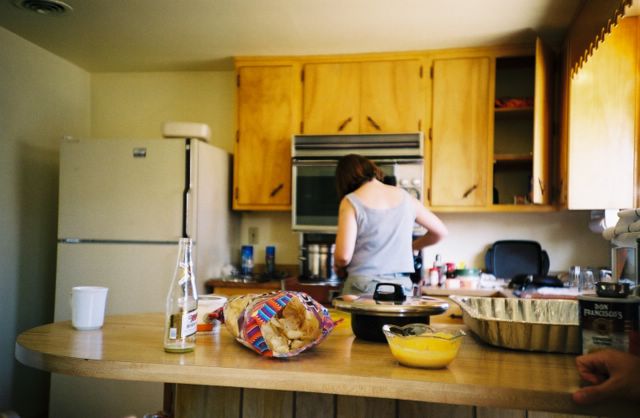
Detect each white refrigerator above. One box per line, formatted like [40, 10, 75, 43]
[51, 137, 238, 418]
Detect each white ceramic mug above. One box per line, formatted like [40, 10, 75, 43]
[71, 286, 109, 330]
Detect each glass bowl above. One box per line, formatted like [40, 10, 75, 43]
[382, 323, 465, 369]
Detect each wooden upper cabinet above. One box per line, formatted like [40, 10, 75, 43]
[566, 17, 638, 209]
[234, 65, 298, 210]
[302, 59, 424, 134]
[532, 38, 553, 205]
[359, 60, 425, 133]
[491, 39, 554, 209]
[431, 57, 491, 207]
[302, 62, 360, 134]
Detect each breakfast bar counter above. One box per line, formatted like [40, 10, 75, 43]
[15, 313, 635, 418]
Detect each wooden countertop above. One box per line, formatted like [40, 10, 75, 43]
[14, 313, 636, 417]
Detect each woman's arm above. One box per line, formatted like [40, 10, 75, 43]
[412, 199, 448, 252]
[334, 198, 357, 270]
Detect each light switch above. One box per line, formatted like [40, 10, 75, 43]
[248, 227, 259, 244]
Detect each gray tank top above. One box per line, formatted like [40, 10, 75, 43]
[345, 190, 416, 276]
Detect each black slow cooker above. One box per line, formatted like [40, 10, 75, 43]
[332, 283, 449, 342]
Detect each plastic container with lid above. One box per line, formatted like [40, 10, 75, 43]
[456, 268, 481, 289]
[196, 294, 227, 333]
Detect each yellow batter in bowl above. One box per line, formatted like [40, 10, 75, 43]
[383, 324, 465, 369]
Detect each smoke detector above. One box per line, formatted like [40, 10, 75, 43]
[12, 0, 73, 16]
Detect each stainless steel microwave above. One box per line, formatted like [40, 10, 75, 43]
[291, 133, 425, 232]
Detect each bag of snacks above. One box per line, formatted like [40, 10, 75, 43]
[220, 291, 336, 357]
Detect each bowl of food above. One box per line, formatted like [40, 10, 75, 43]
[382, 323, 465, 369]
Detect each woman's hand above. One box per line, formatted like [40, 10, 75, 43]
[334, 265, 348, 279]
[572, 349, 640, 404]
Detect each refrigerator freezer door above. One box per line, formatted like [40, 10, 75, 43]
[58, 138, 186, 241]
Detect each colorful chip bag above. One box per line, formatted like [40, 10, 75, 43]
[219, 291, 336, 357]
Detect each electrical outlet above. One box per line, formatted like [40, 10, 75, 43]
[248, 227, 259, 244]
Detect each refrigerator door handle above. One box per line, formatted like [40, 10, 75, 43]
[184, 188, 192, 238]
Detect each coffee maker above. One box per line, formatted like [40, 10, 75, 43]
[299, 233, 339, 283]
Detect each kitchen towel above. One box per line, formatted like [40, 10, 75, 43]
[602, 208, 640, 246]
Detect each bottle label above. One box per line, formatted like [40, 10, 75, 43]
[177, 269, 189, 286]
[169, 327, 178, 340]
[168, 308, 198, 340]
[182, 308, 197, 338]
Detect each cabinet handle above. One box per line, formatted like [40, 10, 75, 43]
[337, 117, 353, 132]
[538, 178, 544, 195]
[270, 183, 284, 197]
[462, 184, 478, 199]
[367, 116, 381, 131]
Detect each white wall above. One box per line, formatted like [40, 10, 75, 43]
[0, 26, 90, 417]
[238, 211, 301, 267]
[237, 210, 611, 274]
[426, 211, 609, 272]
[91, 71, 235, 153]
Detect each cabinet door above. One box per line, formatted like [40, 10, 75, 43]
[531, 38, 553, 205]
[431, 57, 491, 207]
[360, 60, 424, 133]
[302, 62, 359, 134]
[234, 65, 296, 209]
[568, 18, 637, 209]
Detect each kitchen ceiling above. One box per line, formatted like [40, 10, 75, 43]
[0, 0, 585, 72]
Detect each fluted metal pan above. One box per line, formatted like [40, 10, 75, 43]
[450, 296, 580, 353]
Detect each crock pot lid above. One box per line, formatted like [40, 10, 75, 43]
[333, 295, 449, 315]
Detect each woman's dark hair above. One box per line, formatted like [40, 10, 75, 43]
[335, 154, 384, 200]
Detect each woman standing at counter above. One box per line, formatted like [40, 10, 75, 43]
[334, 154, 448, 296]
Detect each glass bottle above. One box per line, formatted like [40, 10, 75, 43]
[434, 254, 446, 286]
[164, 238, 198, 353]
[241, 245, 254, 278]
[265, 245, 276, 277]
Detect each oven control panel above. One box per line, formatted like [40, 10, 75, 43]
[381, 162, 424, 204]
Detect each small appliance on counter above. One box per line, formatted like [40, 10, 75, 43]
[333, 283, 449, 342]
[484, 240, 563, 291]
[293, 233, 343, 305]
[298, 233, 339, 283]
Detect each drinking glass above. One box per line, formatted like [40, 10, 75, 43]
[568, 266, 581, 289]
[582, 268, 596, 291]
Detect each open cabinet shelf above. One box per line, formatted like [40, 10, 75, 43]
[492, 55, 536, 205]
